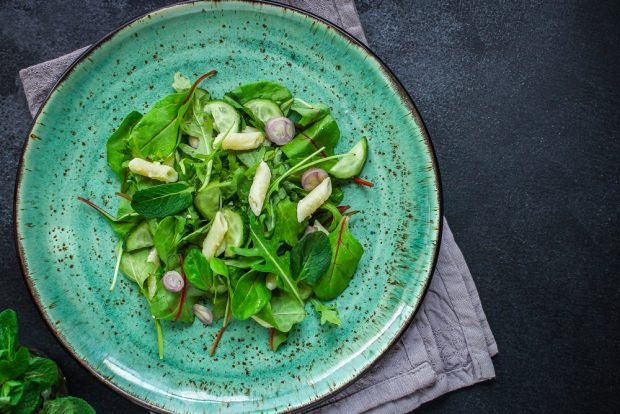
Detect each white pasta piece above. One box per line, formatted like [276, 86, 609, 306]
[297, 177, 332, 223]
[221, 131, 265, 150]
[216, 240, 227, 257]
[249, 161, 271, 216]
[202, 211, 229, 259]
[128, 158, 178, 183]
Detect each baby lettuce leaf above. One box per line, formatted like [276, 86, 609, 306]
[290, 99, 330, 127]
[257, 294, 306, 332]
[311, 299, 341, 326]
[131, 183, 194, 218]
[149, 279, 196, 322]
[119, 248, 159, 288]
[106, 111, 143, 180]
[273, 199, 305, 247]
[183, 248, 213, 291]
[247, 217, 303, 305]
[153, 216, 185, 266]
[281, 114, 340, 159]
[40, 397, 96, 414]
[226, 81, 292, 105]
[290, 232, 332, 285]
[231, 271, 271, 320]
[314, 216, 364, 300]
[0, 309, 17, 356]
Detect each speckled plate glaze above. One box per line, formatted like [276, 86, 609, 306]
[15, 1, 441, 413]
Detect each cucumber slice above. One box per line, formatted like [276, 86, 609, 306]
[244, 98, 283, 125]
[222, 208, 245, 257]
[329, 137, 368, 179]
[125, 222, 153, 252]
[204, 100, 240, 134]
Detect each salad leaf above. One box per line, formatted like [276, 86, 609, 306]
[311, 299, 341, 326]
[281, 114, 340, 159]
[106, 111, 143, 180]
[131, 183, 194, 218]
[314, 216, 364, 300]
[0, 347, 30, 384]
[153, 216, 185, 266]
[194, 186, 220, 220]
[231, 271, 271, 320]
[273, 199, 305, 247]
[291, 232, 331, 285]
[149, 279, 196, 322]
[11, 379, 40, 414]
[236, 146, 266, 169]
[183, 248, 213, 291]
[257, 294, 306, 332]
[22, 357, 58, 389]
[119, 248, 159, 287]
[269, 329, 288, 351]
[0, 309, 18, 356]
[226, 81, 293, 105]
[290, 98, 330, 127]
[40, 397, 96, 414]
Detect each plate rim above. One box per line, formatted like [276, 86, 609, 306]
[14, 1, 443, 412]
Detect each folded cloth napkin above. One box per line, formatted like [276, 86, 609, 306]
[19, 1, 497, 412]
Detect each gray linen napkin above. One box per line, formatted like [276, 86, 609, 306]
[19, 1, 497, 412]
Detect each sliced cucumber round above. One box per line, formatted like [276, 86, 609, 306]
[244, 99, 283, 125]
[222, 208, 245, 257]
[329, 137, 368, 179]
[204, 100, 240, 134]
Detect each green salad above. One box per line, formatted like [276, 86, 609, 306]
[79, 71, 371, 358]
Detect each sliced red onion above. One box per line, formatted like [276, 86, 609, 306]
[301, 168, 329, 191]
[193, 304, 213, 326]
[265, 117, 295, 145]
[162, 271, 184, 292]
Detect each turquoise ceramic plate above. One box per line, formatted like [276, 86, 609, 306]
[16, 1, 441, 412]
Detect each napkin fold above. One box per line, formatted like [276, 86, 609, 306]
[19, 1, 497, 412]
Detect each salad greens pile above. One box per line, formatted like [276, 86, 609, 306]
[79, 71, 371, 357]
[0, 309, 95, 414]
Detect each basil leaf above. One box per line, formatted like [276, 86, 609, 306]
[129, 93, 187, 160]
[23, 357, 58, 388]
[291, 232, 331, 285]
[40, 397, 96, 414]
[183, 248, 213, 291]
[273, 199, 305, 247]
[106, 111, 142, 180]
[119, 248, 159, 287]
[226, 81, 292, 105]
[257, 294, 306, 333]
[0, 309, 18, 356]
[131, 183, 194, 218]
[231, 271, 271, 320]
[311, 299, 341, 326]
[314, 216, 364, 300]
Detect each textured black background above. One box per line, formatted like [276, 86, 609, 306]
[1, 0, 619, 412]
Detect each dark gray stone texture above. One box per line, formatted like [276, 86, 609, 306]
[1, 0, 618, 412]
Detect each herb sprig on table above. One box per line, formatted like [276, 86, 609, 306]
[79, 71, 371, 358]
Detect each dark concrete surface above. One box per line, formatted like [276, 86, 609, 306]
[1, 0, 619, 412]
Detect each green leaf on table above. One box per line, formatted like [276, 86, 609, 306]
[106, 111, 142, 180]
[11, 379, 40, 414]
[119, 248, 159, 287]
[290, 232, 331, 285]
[226, 81, 292, 105]
[0, 309, 18, 356]
[149, 279, 196, 322]
[257, 294, 306, 333]
[231, 271, 271, 320]
[0, 347, 30, 384]
[131, 182, 194, 218]
[311, 299, 341, 326]
[314, 216, 364, 300]
[40, 396, 96, 414]
[23, 357, 58, 389]
[183, 248, 213, 291]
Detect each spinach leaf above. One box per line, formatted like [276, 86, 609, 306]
[226, 81, 292, 105]
[40, 396, 96, 414]
[119, 248, 159, 287]
[269, 329, 288, 351]
[153, 216, 185, 266]
[0, 309, 17, 356]
[290, 98, 330, 127]
[273, 199, 305, 247]
[257, 294, 306, 333]
[311, 299, 341, 326]
[314, 216, 364, 300]
[291, 232, 331, 285]
[231, 271, 271, 320]
[22, 357, 58, 389]
[183, 248, 213, 291]
[209, 257, 229, 277]
[281, 114, 340, 159]
[131, 183, 194, 218]
[247, 217, 303, 305]
[106, 111, 142, 180]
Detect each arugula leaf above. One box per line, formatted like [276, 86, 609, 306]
[226, 81, 293, 105]
[311, 299, 341, 326]
[40, 396, 96, 414]
[247, 217, 303, 305]
[273, 199, 305, 247]
[131, 183, 194, 218]
[269, 329, 288, 351]
[0, 309, 18, 356]
[183, 248, 213, 291]
[106, 111, 142, 180]
[257, 294, 306, 332]
[281, 114, 340, 159]
[291, 232, 331, 285]
[231, 271, 271, 320]
[314, 216, 364, 300]
[290, 98, 330, 127]
[119, 248, 159, 287]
